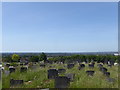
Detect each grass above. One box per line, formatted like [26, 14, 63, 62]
[2, 62, 118, 88]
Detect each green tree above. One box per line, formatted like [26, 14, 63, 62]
[12, 54, 20, 62]
[39, 52, 47, 62]
[30, 56, 39, 62]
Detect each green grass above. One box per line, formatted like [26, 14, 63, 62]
[2, 63, 118, 88]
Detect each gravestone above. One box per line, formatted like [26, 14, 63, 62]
[97, 64, 103, 68]
[9, 67, 15, 73]
[20, 63, 24, 66]
[40, 64, 46, 68]
[55, 76, 70, 88]
[48, 69, 58, 79]
[10, 79, 24, 86]
[20, 67, 27, 72]
[6, 63, 10, 67]
[58, 69, 66, 74]
[67, 64, 74, 69]
[86, 70, 95, 76]
[79, 64, 85, 68]
[65, 73, 75, 82]
[88, 64, 94, 68]
[103, 72, 110, 77]
[100, 67, 108, 72]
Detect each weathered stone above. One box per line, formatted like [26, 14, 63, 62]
[65, 73, 75, 82]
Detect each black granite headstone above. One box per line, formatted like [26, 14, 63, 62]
[9, 67, 15, 73]
[103, 72, 110, 77]
[88, 64, 94, 68]
[86, 70, 95, 76]
[100, 67, 108, 72]
[48, 69, 58, 79]
[10, 79, 24, 86]
[40, 64, 46, 68]
[20, 67, 27, 72]
[67, 64, 74, 69]
[55, 76, 70, 88]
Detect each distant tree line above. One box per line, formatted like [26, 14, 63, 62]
[2, 53, 119, 63]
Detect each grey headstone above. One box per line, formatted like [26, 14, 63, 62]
[4, 70, 10, 75]
[55, 76, 70, 88]
[65, 73, 75, 82]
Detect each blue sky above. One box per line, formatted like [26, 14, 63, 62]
[2, 2, 118, 52]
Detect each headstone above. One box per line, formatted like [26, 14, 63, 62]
[6, 63, 10, 67]
[100, 67, 108, 72]
[97, 64, 103, 68]
[88, 64, 94, 68]
[86, 70, 95, 76]
[55, 76, 70, 88]
[67, 64, 74, 69]
[10, 79, 24, 86]
[58, 69, 66, 74]
[20, 67, 27, 72]
[65, 73, 75, 82]
[20, 63, 24, 66]
[48, 69, 58, 79]
[103, 72, 110, 77]
[40, 64, 46, 68]
[78, 64, 85, 70]
[79, 64, 85, 68]
[9, 67, 15, 73]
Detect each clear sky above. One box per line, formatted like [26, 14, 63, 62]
[2, 2, 118, 52]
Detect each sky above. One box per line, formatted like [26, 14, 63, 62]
[2, 2, 118, 52]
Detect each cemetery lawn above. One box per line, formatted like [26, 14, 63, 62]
[2, 63, 118, 88]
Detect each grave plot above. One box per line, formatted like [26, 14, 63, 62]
[55, 76, 70, 88]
